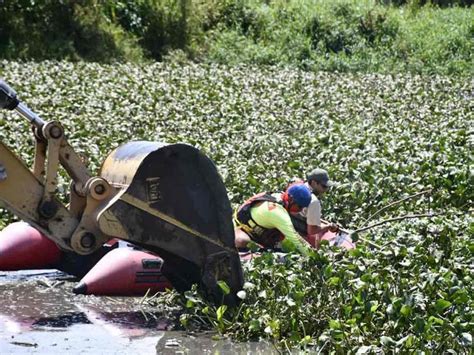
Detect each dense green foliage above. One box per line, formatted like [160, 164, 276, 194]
[0, 62, 472, 351]
[178, 236, 472, 352]
[203, 0, 474, 74]
[1, 0, 473, 74]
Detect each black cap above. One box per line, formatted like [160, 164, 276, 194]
[306, 168, 334, 187]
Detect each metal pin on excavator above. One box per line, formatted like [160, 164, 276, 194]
[0, 80, 243, 305]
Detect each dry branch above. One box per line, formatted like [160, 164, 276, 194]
[353, 212, 443, 235]
[358, 189, 432, 229]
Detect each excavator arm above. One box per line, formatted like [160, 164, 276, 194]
[0, 80, 243, 304]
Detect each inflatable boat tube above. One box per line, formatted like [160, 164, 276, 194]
[73, 248, 172, 296]
[0, 222, 62, 270]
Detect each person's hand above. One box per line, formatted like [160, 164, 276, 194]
[328, 223, 339, 233]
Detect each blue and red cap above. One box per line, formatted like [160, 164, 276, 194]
[287, 184, 312, 208]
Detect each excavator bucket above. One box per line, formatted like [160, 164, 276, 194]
[97, 141, 244, 304]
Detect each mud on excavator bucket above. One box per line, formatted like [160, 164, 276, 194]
[97, 141, 244, 304]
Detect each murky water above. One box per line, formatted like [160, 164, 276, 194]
[0, 270, 275, 354]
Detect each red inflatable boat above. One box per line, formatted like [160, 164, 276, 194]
[73, 248, 172, 296]
[1, 222, 354, 296]
[0, 222, 120, 278]
[306, 230, 355, 250]
[0, 222, 172, 296]
[0, 222, 62, 270]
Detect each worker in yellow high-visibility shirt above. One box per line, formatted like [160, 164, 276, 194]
[233, 184, 313, 256]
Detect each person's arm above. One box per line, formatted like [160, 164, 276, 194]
[308, 224, 339, 248]
[263, 204, 312, 256]
[306, 199, 323, 248]
[306, 199, 338, 249]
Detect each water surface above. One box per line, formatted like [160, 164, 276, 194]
[0, 270, 274, 354]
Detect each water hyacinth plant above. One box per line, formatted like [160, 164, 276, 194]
[177, 226, 472, 352]
[0, 61, 472, 351]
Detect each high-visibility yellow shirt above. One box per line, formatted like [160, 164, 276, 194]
[250, 201, 311, 256]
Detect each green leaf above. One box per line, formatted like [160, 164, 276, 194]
[434, 299, 452, 313]
[332, 330, 344, 341]
[288, 161, 300, 169]
[247, 241, 260, 252]
[179, 314, 189, 327]
[248, 319, 260, 331]
[414, 316, 426, 333]
[217, 280, 230, 295]
[395, 334, 412, 346]
[428, 316, 444, 325]
[216, 305, 227, 322]
[350, 232, 359, 242]
[246, 176, 259, 187]
[468, 243, 474, 253]
[400, 305, 412, 317]
[329, 319, 341, 330]
[451, 289, 469, 304]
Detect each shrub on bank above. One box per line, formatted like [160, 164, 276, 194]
[205, 1, 473, 74]
[0, 0, 472, 74]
